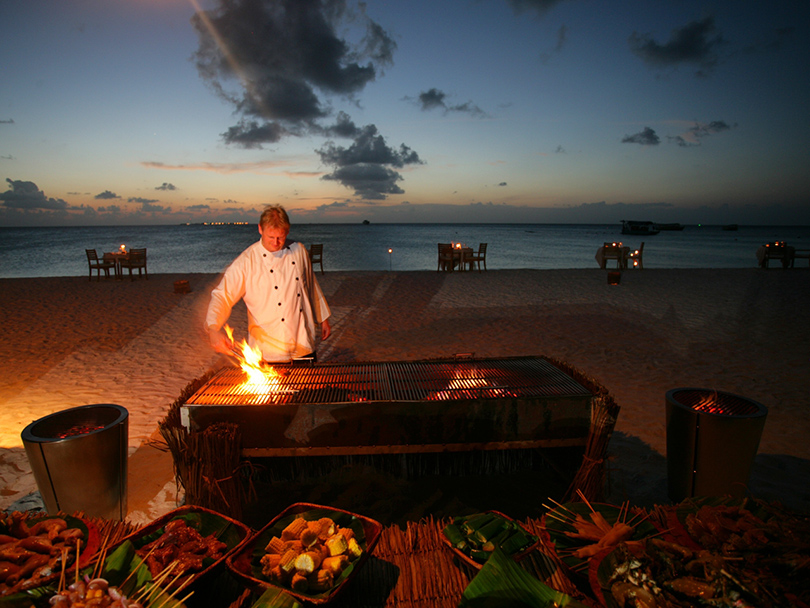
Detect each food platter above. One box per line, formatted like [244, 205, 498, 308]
[541, 501, 658, 574]
[116, 505, 252, 589]
[226, 502, 382, 604]
[0, 513, 99, 603]
[441, 510, 540, 569]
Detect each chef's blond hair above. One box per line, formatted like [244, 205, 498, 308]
[260, 205, 290, 231]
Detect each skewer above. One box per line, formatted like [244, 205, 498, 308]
[121, 543, 159, 590]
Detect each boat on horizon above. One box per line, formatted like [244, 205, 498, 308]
[653, 222, 685, 231]
[621, 220, 660, 235]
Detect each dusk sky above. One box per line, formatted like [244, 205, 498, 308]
[1, 0, 808, 227]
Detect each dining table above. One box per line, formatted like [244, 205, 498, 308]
[595, 244, 630, 269]
[103, 251, 130, 279]
[450, 245, 473, 271]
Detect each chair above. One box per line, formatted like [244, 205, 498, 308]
[437, 243, 454, 272]
[627, 242, 644, 269]
[85, 249, 114, 281]
[466, 243, 488, 272]
[119, 248, 148, 281]
[308, 244, 324, 274]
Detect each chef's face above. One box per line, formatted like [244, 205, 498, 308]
[259, 224, 289, 252]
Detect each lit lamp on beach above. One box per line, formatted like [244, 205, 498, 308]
[119, 244, 126, 253]
[388, 248, 393, 271]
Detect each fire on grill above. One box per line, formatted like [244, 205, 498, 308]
[180, 355, 594, 457]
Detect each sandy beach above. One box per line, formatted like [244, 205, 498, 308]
[1, 268, 808, 525]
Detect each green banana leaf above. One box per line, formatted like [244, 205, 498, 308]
[459, 547, 588, 608]
[246, 586, 303, 608]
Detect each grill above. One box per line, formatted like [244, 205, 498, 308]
[181, 356, 594, 456]
[667, 389, 763, 416]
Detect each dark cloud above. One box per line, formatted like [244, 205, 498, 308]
[186, 204, 211, 211]
[128, 197, 159, 204]
[629, 17, 724, 75]
[0, 178, 68, 210]
[192, 0, 396, 147]
[156, 182, 177, 191]
[668, 120, 736, 147]
[498, 182, 508, 187]
[411, 88, 488, 117]
[554, 145, 566, 154]
[95, 190, 120, 200]
[140, 201, 170, 213]
[621, 127, 660, 146]
[0, 119, 14, 124]
[320, 111, 362, 139]
[317, 123, 423, 199]
[506, 0, 568, 16]
[1, 155, 15, 161]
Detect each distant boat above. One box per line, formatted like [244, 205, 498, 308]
[654, 222, 685, 231]
[621, 220, 660, 235]
[722, 224, 739, 231]
[362, 219, 371, 225]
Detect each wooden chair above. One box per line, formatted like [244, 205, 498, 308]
[627, 242, 644, 269]
[437, 243, 454, 271]
[466, 243, 488, 272]
[85, 249, 114, 281]
[308, 244, 324, 274]
[119, 248, 148, 281]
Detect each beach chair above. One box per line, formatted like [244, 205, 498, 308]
[119, 248, 148, 280]
[627, 242, 644, 269]
[85, 249, 114, 281]
[437, 243, 454, 271]
[466, 243, 488, 271]
[308, 244, 324, 274]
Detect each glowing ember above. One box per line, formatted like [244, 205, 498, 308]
[56, 424, 105, 438]
[224, 325, 296, 403]
[429, 367, 507, 400]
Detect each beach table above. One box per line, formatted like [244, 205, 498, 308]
[104, 251, 129, 279]
[595, 244, 629, 269]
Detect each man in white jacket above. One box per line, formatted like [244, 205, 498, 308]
[206, 205, 331, 362]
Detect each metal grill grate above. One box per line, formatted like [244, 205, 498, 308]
[185, 357, 591, 406]
[670, 389, 762, 416]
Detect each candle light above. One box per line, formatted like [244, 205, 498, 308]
[388, 248, 393, 271]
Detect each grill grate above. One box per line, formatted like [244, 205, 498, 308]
[671, 389, 762, 416]
[186, 357, 590, 406]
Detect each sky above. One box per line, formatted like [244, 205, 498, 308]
[1, 0, 808, 227]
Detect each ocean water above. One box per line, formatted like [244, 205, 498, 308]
[1, 223, 809, 278]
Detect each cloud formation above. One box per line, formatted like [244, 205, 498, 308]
[629, 17, 724, 75]
[317, 123, 423, 199]
[0, 178, 68, 210]
[621, 127, 660, 146]
[409, 88, 488, 117]
[156, 182, 177, 191]
[669, 120, 736, 147]
[191, 0, 396, 147]
[95, 190, 120, 200]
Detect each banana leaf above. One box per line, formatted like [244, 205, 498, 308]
[247, 586, 303, 608]
[459, 547, 588, 608]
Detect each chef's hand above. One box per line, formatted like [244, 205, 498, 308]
[321, 319, 331, 340]
[208, 327, 235, 354]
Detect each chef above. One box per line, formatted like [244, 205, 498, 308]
[206, 205, 331, 362]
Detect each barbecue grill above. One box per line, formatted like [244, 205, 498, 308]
[181, 356, 594, 457]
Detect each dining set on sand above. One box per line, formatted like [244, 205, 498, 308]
[437, 242, 487, 272]
[85, 245, 148, 281]
[595, 241, 644, 270]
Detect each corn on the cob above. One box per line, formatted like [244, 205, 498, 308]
[279, 548, 299, 573]
[260, 553, 282, 576]
[308, 568, 334, 592]
[290, 572, 309, 591]
[325, 534, 348, 556]
[321, 554, 349, 574]
[281, 517, 308, 541]
[264, 536, 285, 554]
[294, 550, 323, 574]
[347, 536, 363, 559]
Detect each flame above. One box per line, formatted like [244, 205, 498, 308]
[223, 325, 295, 401]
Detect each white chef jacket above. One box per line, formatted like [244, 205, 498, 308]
[206, 240, 331, 362]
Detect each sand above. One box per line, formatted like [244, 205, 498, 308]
[1, 268, 808, 525]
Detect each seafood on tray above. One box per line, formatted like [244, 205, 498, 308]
[544, 493, 652, 563]
[0, 511, 88, 597]
[259, 515, 363, 594]
[598, 538, 789, 608]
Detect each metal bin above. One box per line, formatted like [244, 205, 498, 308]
[21, 404, 128, 520]
[666, 388, 767, 502]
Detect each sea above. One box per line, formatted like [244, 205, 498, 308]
[1, 223, 809, 278]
